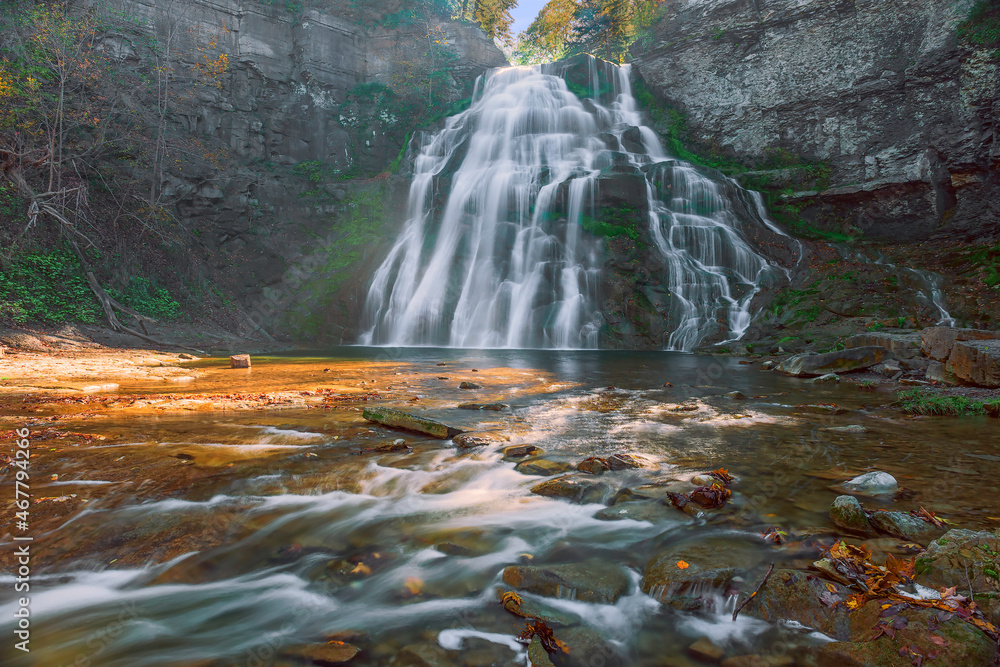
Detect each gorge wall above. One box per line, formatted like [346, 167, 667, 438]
[79, 0, 507, 341]
[631, 0, 999, 243]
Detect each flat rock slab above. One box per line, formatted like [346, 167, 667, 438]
[502, 560, 630, 604]
[845, 331, 922, 359]
[362, 407, 464, 439]
[776, 346, 887, 377]
[922, 326, 1000, 361]
[945, 339, 1000, 388]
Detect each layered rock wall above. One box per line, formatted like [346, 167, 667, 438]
[632, 0, 999, 241]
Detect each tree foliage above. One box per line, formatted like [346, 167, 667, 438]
[514, 0, 666, 64]
[460, 0, 517, 44]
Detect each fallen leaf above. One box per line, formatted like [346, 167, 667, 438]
[676, 560, 689, 569]
[404, 577, 423, 595]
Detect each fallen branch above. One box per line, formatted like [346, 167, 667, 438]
[733, 562, 775, 621]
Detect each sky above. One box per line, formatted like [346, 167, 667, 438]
[510, 0, 548, 37]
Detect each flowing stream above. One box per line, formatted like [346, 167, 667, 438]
[360, 58, 795, 350]
[1, 351, 997, 666]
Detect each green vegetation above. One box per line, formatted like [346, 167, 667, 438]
[109, 277, 181, 321]
[769, 282, 820, 317]
[958, 0, 1000, 57]
[580, 204, 642, 241]
[0, 249, 101, 325]
[897, 388, 1000, 417]
[514, 0, 667, 64]
[962, 242, 1000, 288]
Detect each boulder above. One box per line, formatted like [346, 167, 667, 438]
[800, 600, 998, 667]
[838, 471, 898, 496]
[915, 529, 1000, 593]
[926, 360, 955, 384]
[921, 326, 1000, 361]
[945, 340, 1000, 388]
[577, 457, 610, 474]
[776, 346, 887, 377]
[362, 407, 464, 439]
[515, 458, 573, 476]
[502, 560, 630, 604]
[530, 475, 609, 503]
[229, 354, 251, 368]
[502, 444, 542, 459]
[830, 495, 873, 534]
[867, 510, 943, 544]
[845, 332, 922, 359]
[746, 569, 855, 640]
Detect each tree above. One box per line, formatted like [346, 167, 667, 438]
[519, 0, 579, 61]
[461, 0, 517, 45]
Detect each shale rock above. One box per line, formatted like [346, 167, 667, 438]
[776, 347, 887, 377]
[845, 332, 922, 359]
[945, 339, 1000, 388]
[921, 326, 1000, 361]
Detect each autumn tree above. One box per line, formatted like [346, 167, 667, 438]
[517, 0, 578, 62]
[460, 0, 517, 45]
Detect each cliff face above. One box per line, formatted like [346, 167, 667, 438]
[632, 0, 999, 242]
[84, 0, 506, 340]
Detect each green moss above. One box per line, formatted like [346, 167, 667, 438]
[959, 0, 1000, 57]
[580, 204, 643, 242]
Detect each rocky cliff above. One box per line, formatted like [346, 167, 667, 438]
[79, 0, 507, 340]
[632, 0, 999, 242]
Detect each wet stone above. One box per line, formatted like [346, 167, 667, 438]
[723, 390, 747, 399]
[527, 635, 555, 667]
[283, 640, 361, 665]
[642, 537, 764, 610]
[515, 458, 573, 476]
[577, 457, 610, 474]
[838, 471, 898, 496]
[747, 569, 854, 640]
[823, 425, 868, 433]
[915, 528, 1000, 592]
[503, 444, 542, 459]
[531, 475, 609, 503]
[502, 560, 630, 604]
[392, 643, 455, 667]
[795, 403, 848, 415]
[806, 372, 840, 384]
[594, 499, 686, 522]
[458, 381, 482, 389]
[867, 510, 943, 544]
[830, 495, 872, 534]
[363, 407, 464, 439]
[688, 636, 725, 662]
[607, 453, 644, 470]
[453, 433, 494, 448]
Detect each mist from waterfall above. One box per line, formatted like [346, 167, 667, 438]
[360, 57, 791, 350]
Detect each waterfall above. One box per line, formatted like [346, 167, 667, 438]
[360, 56, 795, 350]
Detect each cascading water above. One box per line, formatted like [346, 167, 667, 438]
[360, 56, 796, 350]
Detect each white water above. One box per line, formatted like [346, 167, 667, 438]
[361, 57, 792, 350]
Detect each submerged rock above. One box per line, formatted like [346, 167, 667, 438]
[392, 643, 454, 666]
[776, 346, 887, 377]
[807, 372, 840, 384]
[458, 381, 482, 389]
[795, 403, 848, 415]
[594, 499, 686, 522]
[530, 475, 609, 503]
[502, 560, 630, 604]
[830, 495, 873, 534]
[687, 637, 726, 663]
[839, 471, 898, 496]
[363, 407, 464, 439]
[823, 424, 868, 433]
[515, 458, 573, 476]
[284, 641, 361, 665]
[457, 402, 508, 410]
[642, 538, 764, 610]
